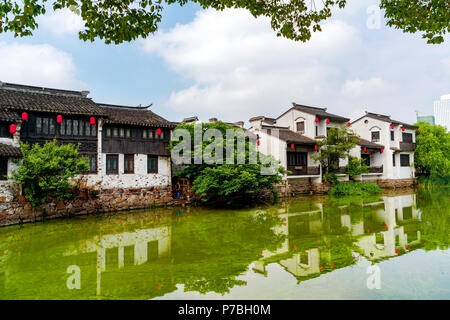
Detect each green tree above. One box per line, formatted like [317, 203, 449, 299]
[169, 121, 285, 205]
[346, 155, 370, 179]
[12, 140, 90, 207]
[414, 121, 450, 180]
[0, 1, 448, 44]
[312, 126, 359, 184]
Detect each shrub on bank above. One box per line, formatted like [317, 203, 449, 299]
[330, 182, 382, 196]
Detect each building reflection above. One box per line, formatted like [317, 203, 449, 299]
[254, 193, 423, 281]
[64, 225, 172, 296]
[0, 192, 432, 299]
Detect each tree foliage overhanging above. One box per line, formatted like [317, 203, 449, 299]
[169, 121, 285, 205]
[12, 140, 89, 207]
[414, 121, 450, 182]
[0, 0, 448, 44]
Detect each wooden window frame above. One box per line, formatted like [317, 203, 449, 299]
[106, 154, 119, 175]
[402, 132, 413, 143]
[124, 154, 135, 174]
[147, 155, 158, 174]
[400, 154, 410, 167]
[371, 131, 380, 143]
[296, 121, 305, 134]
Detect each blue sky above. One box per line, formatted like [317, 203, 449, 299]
[0, 1, 449, 125]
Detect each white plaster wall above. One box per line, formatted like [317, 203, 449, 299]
[351, 116, 416, 180]
[0, 128, 21, 201]
[83, 119, 171, 189]
[251, 124, 320, 170]
[85, 154, 171, 189]
[398, 152, 415, 179]
[276, 109, 317, 138]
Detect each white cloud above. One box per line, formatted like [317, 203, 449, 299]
[0, 42, 84, 88]
[38, 8, 84, 37]
[341, 77, 389, 98]
[442, 58, 450, 74]
[140, 9, 361, 122]
[141, 7, 450, 124]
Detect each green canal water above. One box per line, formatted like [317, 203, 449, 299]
[0, 188, 449, 300]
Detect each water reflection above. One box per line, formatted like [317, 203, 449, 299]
[255, 193, 425, 283]
[0, 189, 448, 300]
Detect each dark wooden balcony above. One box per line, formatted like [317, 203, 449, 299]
[330, 167, 347, 174]
[400, 142, 416, 152]
[287, 166, 320, 176]
[369, 166, 383, 174]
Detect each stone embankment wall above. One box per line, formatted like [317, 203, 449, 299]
[0, 186, 185, 227]
[0, 178, 417, 227]
[278, 178, 417, 196]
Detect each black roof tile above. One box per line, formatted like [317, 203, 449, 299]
[0, 143, 21, 157]
[0, 82, 106, 116]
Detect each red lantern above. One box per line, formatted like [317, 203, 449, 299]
[290, 144, 295, 150]
[417, 129, 420, 134]
[156, 128, 162, 136]
[57, 115, 63, 123]
[402, 127, 405, 132]
[293, 244, 297, 250]
[366, 228, 370, 233]
[315, 117, 319, 123]
[380, 148, 384, 153]
[257, 140, 260, 146]
[347, 122, 351, 126]
[407, 245, 411, 251]
[363, 147, 367, 152]
[314, 145, 318, 151]
[326, 119, 330, 124]
[384, 224, 387, 229]
[90, 117, 95, 125]
[21, 112, 28, 121]
[9, 124, 16, 134]
[391, 124, 395, 129]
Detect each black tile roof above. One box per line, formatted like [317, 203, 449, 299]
[98, 103, 178, 128]
[358, 138, 384, 150]
[0, 143, 21, 157]
[275, 129, 317, 145]
[353, 112, 418, 129]
[249, 116, 277, 124]
[0, 108, 20, 122]
[282, 103, 350, 123]
[0, 82, 107, 116]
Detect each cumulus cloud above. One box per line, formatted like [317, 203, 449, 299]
[0, 42, 84, 88]
[141, 9, 361, 122]
[341, 77, 389, 98]
[38, 8, 84, 37]
[140, 7, 450, 124]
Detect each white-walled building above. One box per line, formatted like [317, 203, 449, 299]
[434, 94, 450, 131]
[249, 105, 417, 185]
[0, 82, 177, 199]
[351, 112, 417, 181]
[249, 103, 351, 183]
[0, 109, 22, 201]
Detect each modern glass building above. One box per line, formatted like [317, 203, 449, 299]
[434, 95, 450, 131]
[417, 115, 435, 125]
